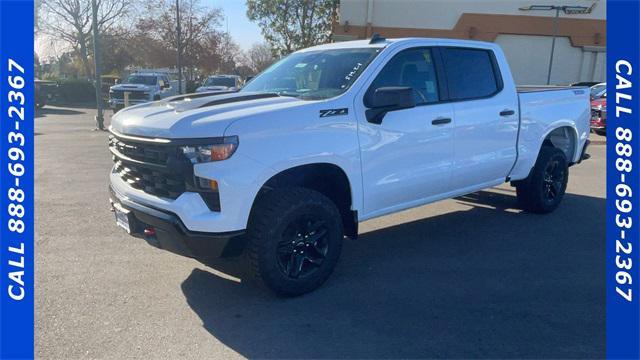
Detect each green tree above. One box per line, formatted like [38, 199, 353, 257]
[246, 0, 338, 56]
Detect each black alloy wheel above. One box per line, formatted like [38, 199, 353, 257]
[277, 216, 330, 279]
[542, 158, 566, 204]
[515, 146, 568, 214]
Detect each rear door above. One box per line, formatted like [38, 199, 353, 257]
[439, 47, 519, 189]
[355, 47, 456, 216]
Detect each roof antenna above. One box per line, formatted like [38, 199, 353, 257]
[369, 33, 386, 44]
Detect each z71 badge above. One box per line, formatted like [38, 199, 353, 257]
[319, 108, 348, 117]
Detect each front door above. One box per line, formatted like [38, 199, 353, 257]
[354, 47, 456, 217]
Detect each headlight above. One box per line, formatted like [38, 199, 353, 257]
[180, 136, 239, 163]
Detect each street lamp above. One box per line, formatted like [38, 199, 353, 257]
[519, 4, 590, 85]
[91, 0, 105, 130]
[176, 0, 182, 94]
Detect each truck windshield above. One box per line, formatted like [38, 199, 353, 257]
[204, 77, 236, 87]
[125, 75, 157, 86]
[241, 48, 380, 100]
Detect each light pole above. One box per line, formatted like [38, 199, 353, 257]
[91, 0, 105, 130]
[519, 4, 589, 85]
[176, 0, 182, 94]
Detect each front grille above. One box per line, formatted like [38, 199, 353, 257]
[110, 90, 149, 101]
[113, 160, 186, 198]
[109, 135, 191, 199]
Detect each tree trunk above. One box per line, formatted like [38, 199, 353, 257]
[78, 34, 93, 78]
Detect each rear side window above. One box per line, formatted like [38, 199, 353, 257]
[441, 48, 500, 100]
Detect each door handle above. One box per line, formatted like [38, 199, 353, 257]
[431, 117, 452, 125]
[500, 109, 515, 116]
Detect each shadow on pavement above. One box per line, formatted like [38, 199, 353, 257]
[36, 107, 86, 118]
[181, 191, 605, 358]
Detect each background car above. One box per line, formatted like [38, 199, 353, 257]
[591, 92, 606, 135]
[195, 74, 242, 93]
[590, 82, 606, 100]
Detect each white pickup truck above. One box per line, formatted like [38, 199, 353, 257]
[108, 37, 590, 296]
[109, 72, 176, 111]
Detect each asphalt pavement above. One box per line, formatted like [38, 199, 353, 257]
[35, 106, 605, 359]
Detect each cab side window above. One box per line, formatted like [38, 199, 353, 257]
[440, 48, 500, 100]
[367, 48, 439, 105]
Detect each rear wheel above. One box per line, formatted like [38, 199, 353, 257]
[516, 146, 568, 214]
[247, 187, 343, 296]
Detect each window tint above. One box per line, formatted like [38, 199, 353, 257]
[367, 48, 439, 104]
[441, 48, 499, 100]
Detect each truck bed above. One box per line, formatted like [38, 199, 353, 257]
[517, 85, 588, 93]
[508, 85, 591, 181]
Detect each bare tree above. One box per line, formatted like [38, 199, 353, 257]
[246, 42, 276, 74]
[40, 0, 131, 77]
[132, 0, 223, 79]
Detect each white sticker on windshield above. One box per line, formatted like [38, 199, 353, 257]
[344, 62, 363, 82]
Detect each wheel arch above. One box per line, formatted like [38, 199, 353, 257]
[251, 162, 359, 239]
[541, 125, 580, 163]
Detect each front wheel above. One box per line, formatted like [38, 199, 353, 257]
[515, 146, 569, 214]
[247, 187, 343, 296]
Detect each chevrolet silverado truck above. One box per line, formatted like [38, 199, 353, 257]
[109, 72, 175, 112]
[108, 37, 590, 296]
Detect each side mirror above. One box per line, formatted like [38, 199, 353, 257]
[365, 86, 416, 124]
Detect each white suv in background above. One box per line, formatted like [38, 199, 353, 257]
[196, 75, 243, 93]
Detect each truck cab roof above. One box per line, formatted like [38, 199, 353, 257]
[298, 37, 498, 53]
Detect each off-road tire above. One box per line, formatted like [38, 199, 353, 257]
[516, 146, 569, 214]
[247, 187, 343, 296]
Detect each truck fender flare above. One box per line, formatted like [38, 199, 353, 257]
[254, 159, 363, 215]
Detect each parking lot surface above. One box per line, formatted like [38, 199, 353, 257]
[35, 106, 605, 359]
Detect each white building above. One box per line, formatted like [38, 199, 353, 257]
[334, 0, 606, 85]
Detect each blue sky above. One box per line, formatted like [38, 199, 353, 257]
[205, 0, 264, 50]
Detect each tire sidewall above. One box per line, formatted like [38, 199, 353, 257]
[254, 190, 343, 295]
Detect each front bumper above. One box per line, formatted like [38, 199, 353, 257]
[109, 186, 246, 259]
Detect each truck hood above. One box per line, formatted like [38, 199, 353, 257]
[111, 83, 153, 92]
[110, 91, 307, 138]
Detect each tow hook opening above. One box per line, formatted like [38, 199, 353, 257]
[144, 226, 156, 238]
